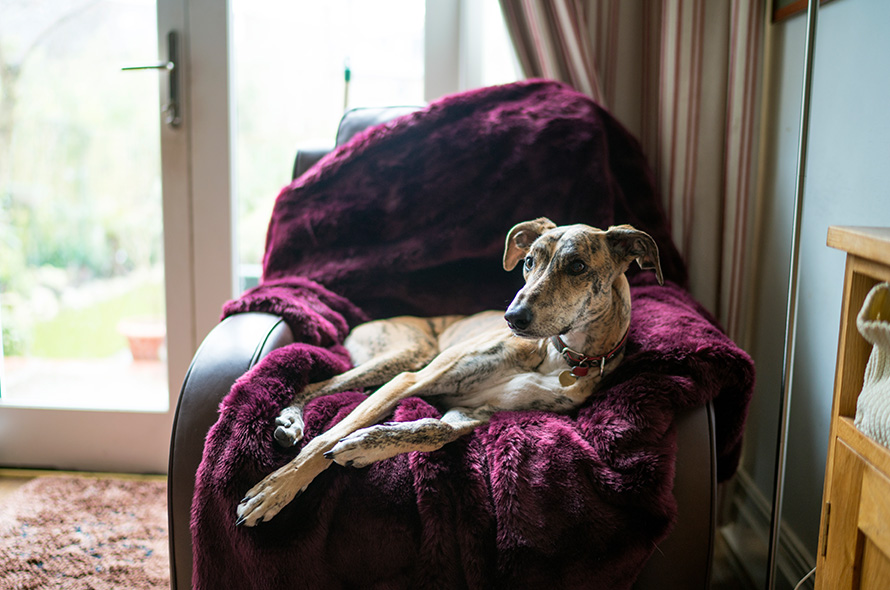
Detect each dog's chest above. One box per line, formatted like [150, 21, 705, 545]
[431, 352, 598, 412]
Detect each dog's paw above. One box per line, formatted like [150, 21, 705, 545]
[273, 406, 304, 447]
[324, 425, 396, 468]
[236, 473, 305, 527]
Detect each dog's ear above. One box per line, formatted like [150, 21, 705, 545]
[503, 217, 557, 271]
[606, 225, 664, 285]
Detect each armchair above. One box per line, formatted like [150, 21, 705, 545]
[169, 82, 751, 590]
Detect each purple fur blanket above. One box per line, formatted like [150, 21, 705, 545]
[191, 81, 754, 589]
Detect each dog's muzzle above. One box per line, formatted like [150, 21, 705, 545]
[504, 306, 533, 332]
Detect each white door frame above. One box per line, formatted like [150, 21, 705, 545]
[0, 0, 235, 474]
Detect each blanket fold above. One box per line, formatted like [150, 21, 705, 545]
[260, 80, 687, 320]
[191, 80, 754, 590]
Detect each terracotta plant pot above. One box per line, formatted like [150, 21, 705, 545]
[118, 318, 166, 361]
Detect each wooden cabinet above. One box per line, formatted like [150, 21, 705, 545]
[816, 226, 890, 590]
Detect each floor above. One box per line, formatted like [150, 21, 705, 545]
[2, 469, 754, 589]
[712, 532, 756, 590]
[0, 471, 31, 500]
[0, 469, 166, 500]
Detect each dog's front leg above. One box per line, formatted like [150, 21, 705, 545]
[274, 320, 441, 447]
[326, 406, 496, 468]
[238, 371, 424, 526]
[273, 349, 432, 447]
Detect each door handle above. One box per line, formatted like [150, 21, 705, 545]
[123, 31, 181, 128]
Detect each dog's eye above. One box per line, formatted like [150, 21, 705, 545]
[567, 260, 587, 275]
[524, 256, 535, 271]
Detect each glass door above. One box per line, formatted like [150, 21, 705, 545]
[0, 0, 169, 412]
[0, 0, 518, 474]
[0, 0, 227, 473]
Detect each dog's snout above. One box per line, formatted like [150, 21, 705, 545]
[505, 306, 533, 332]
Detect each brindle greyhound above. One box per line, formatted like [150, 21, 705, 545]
[236, 218, 664, 526]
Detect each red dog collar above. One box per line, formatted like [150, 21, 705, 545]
[551, 330, 629, 382]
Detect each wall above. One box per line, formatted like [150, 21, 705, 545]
[735, 0, 890, 586]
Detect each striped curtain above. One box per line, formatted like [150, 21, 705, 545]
[499, 0, 765, 344]
[499, 0, 605, 104]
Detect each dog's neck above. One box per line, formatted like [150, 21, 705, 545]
[556, 276, 631, 363]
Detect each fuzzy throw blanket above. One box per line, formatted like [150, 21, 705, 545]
[191, 80, 754, 589]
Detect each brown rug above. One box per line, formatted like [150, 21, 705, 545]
[0, 476, 169, 589]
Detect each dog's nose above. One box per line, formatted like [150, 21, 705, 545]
[505, 306, 533, 331]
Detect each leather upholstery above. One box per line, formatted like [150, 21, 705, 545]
[634, 403, 716, 589]
[167, 313, 293, 590]
[335, 106, 421, 147]
[292, 106, 422, 180]
[291, 146, 331, 181]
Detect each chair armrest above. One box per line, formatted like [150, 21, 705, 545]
[167, 312, 294, 590]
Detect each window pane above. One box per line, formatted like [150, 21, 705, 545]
[232, 0, 425, 289]
[482, 0, 521, 87]
[0, 0, 167, 411]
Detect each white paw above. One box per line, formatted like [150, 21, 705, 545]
[273, 406, 304, 447]
[236, 473, 304, 527]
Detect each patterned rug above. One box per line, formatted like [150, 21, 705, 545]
[0, 476, 169, 589]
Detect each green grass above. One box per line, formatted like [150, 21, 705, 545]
[30, 279, 165, 359]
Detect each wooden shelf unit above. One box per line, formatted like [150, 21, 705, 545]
[816, 226, 890, 589]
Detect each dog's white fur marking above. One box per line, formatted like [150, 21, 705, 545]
[236, 219, 663, 526]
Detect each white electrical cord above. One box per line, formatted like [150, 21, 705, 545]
[793, 566, 817, 590]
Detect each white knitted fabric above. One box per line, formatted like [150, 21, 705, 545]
[855, 282, 890, 448]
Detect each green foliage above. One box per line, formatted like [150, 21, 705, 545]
[0, 1, 165, 360]
[30, 277, 164, 359]
[1, 310, 26, 357]
[1, 0, 162, 277]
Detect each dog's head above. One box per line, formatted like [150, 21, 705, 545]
[502, 218, 664, 338]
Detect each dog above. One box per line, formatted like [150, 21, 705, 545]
[236, 218, 663, 526]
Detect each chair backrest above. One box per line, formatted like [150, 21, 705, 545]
[292, 106, 422, 180]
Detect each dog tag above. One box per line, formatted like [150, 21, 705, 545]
[559, 370, 577, 387]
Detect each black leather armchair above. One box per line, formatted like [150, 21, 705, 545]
[167, 107, 718, 590]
